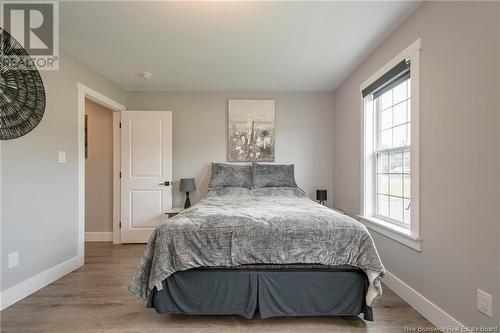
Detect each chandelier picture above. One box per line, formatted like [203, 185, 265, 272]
[0, 28, 46, 140]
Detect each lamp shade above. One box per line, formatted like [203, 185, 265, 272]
[179, 178, 196, 192]
[316, 189, 327, 201]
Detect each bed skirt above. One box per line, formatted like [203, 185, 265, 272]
[147, 268, 373, 321]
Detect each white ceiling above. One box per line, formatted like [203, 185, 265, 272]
[60, 1, 421, 92]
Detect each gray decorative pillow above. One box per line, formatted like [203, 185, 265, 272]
[253, 163, 297, 188]
[209, 163, 252, 189]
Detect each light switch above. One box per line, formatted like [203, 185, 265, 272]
[58, 151, 66, 163]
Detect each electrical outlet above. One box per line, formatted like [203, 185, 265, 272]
[58, 151, 66, 163]
[477, 289, 493, 318]
[8, 251, 19, 269]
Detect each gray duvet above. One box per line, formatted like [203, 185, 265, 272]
[129, 187, 385, 305]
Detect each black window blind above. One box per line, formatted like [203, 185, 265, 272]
[362, 59, 410, 98]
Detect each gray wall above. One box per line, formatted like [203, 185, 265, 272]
[85, 99, 114, 233]
[1, 50, 126, 290]
[331, 2, 499, 327]
[127, 92, 335, 208]
[498, 3, 500, 323]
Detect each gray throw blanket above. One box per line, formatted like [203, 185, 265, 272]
[129, 187, 385, 305]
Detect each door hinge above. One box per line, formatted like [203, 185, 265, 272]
[119, 122, 122, 128]
[119, 172, 121, 178]
[119, 222, 121, 228]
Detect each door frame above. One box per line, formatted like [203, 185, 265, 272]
[77, 83, 126, 261]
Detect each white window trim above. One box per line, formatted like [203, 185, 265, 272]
[359, 215, 422, 251]
[359, 39, 421, 252]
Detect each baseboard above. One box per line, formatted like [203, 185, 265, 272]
[85, 232, 113, 241]
[0, 255, 82, 311]
[383, 270, 469, 331]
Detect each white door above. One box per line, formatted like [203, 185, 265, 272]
[120, 111, 172, 243]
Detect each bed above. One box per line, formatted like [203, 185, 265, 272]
[129, 163, 385, 321]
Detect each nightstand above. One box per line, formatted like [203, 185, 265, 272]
[165, 207, 184, 218]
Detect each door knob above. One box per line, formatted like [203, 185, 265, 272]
[158, 181, 171, 186]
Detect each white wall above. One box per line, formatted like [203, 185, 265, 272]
[331, 2, 499, 328]
[127, 92, 335, 208]
[85, 99, 114, 233]
[1, 50, 126, 291]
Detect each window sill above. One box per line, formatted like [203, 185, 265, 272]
[358, 215, 422, 252]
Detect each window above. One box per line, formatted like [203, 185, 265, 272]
[360, 39, 421, 251]
[374, 75, 411, 227]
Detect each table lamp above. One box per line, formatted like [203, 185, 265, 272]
[316, 189, 327, 205]
[180, 178, 196, 208]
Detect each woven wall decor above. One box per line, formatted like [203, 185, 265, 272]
[0, 28, 46, 140]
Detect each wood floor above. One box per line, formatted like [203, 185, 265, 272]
[1, 242, 433, 332]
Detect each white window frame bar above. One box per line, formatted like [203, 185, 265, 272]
[359, 39, 421, 251]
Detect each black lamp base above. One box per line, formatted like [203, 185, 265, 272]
[184, 192, 191, 208]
